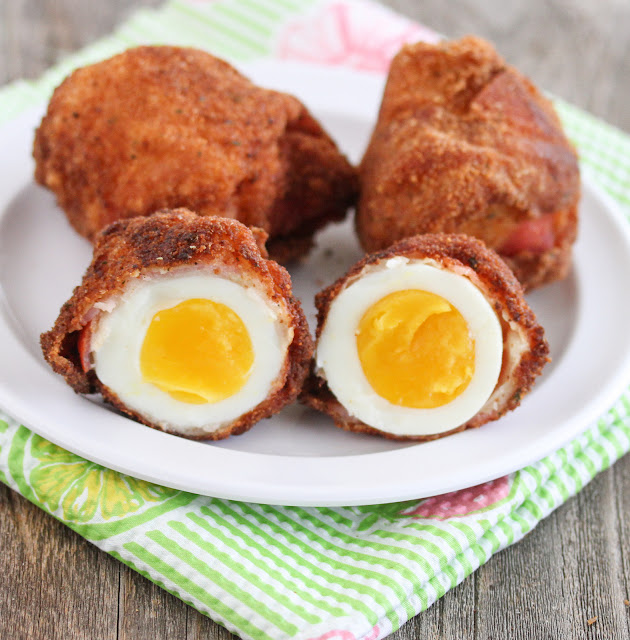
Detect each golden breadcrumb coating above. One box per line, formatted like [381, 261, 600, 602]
[357, 36, 580, 291]
[41, 209, 314, 440]
[301, 233, 550, 441]
[34, 46, 358, 262]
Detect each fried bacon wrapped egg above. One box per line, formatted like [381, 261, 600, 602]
[33, 46, 358, 262]
[357, 37, 580, 291]
[41, 210, 313, 440]
[302, 234, 549, 441]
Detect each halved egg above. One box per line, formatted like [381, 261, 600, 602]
[302, 234, 549, 441]
[88, 272, 294, 435]
[41, 209, 313, 440]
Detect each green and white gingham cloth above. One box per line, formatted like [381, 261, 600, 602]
[2, 1, 630, 639]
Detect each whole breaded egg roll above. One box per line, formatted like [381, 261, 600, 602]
[33, 46, 358, 263]
[357, 37, 580, 291]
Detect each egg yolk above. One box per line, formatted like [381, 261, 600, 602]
[140, 298, 254, 404]
[356, 290, 474, 408]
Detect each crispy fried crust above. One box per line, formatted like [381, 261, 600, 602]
[357, 36, 580, 291]
[300, 233, 550, 441]
[40, 209, 314, 440]
[33, 46, 358, 262]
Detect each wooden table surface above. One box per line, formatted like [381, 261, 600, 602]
[1, 1, 629, 638]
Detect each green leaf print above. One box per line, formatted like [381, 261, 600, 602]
[29, 434, 179, 523]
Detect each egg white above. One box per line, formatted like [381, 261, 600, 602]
[316, 258, 503, 436]
[91, 272, 292, 434]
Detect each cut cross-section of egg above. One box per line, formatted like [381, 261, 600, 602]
[90, 273, 293, 433]
[41, 209, 313, 440]
[303, 234, 549, 441]
[316, 259, 503, 436]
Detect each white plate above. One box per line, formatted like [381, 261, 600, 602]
[1, 61, 630, 506]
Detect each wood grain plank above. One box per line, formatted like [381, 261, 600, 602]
[571, 469, 630, 640]
[613, 453, 630, 638]
[117, 564, 188, 640]
[0, 484, 120, 640]
[0, 0, 162, 84]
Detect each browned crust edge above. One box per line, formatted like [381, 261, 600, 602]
[40, 208, 314, 440]
[300, 233, 550, 441]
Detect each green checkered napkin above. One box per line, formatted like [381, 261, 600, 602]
[2, 2, 630, 639]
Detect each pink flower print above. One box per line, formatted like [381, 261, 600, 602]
[401, 476, 512, 519]
[277, 0, 440, 73]
[309, 624, 380, 640]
